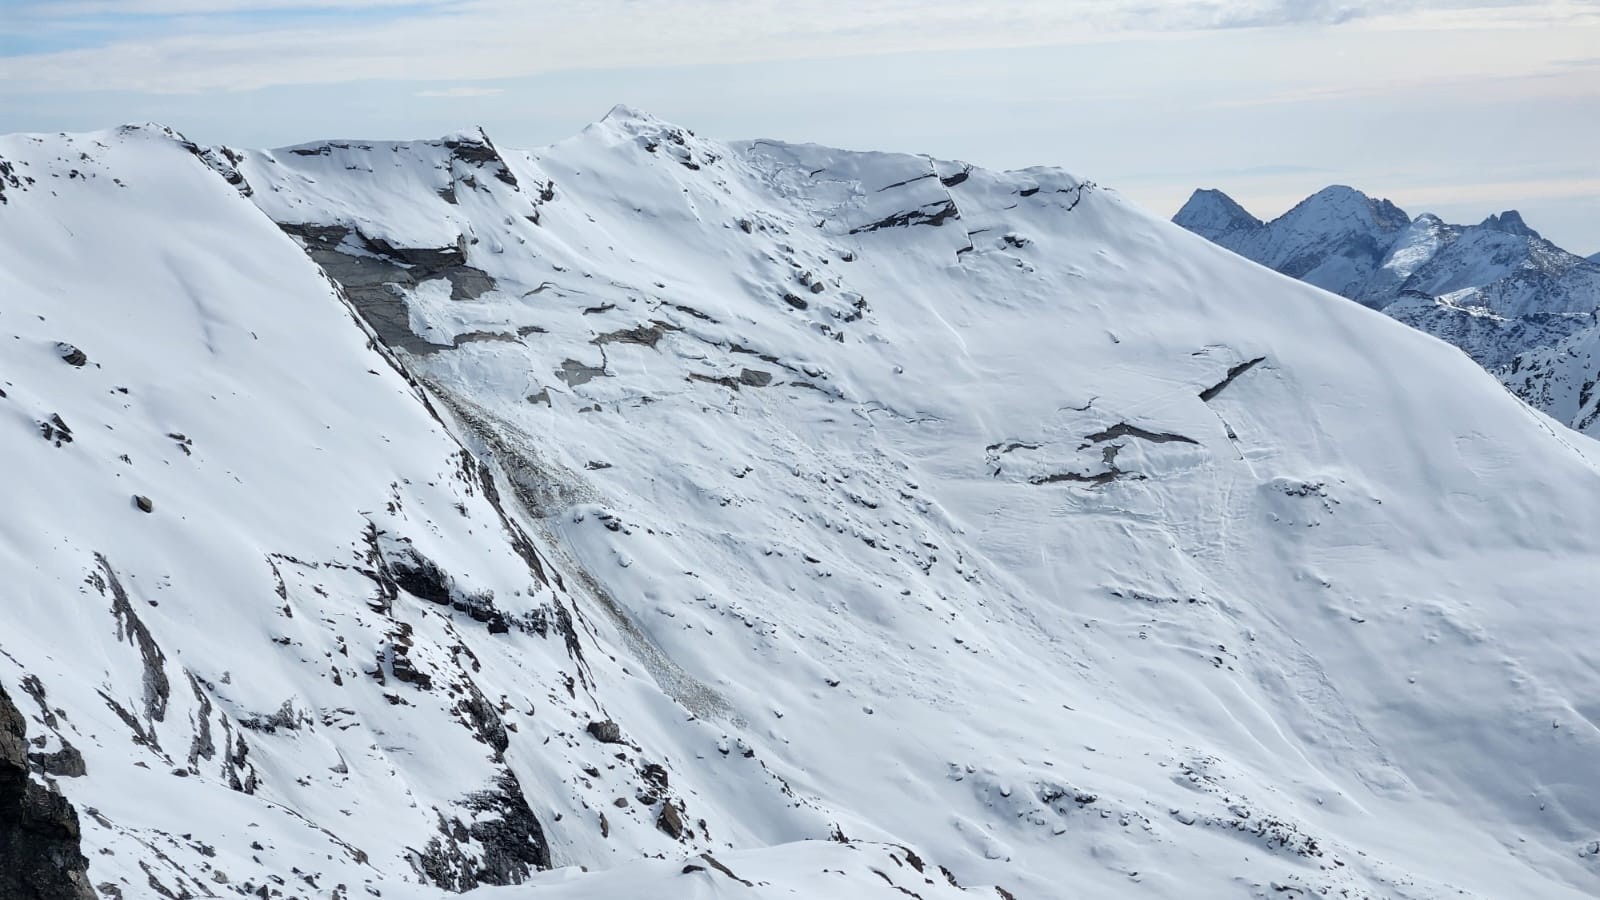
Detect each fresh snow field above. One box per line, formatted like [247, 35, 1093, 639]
[3, 108, 1600, 899]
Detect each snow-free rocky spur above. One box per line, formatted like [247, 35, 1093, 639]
[5, 107, 1600, 899]
[1174, 186, 1600, 437]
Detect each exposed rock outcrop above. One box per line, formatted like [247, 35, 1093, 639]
[1, 683, 97, 900]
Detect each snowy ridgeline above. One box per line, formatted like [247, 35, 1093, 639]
[1174, 186, 1600, 435]
[4, 110, 1600, 899]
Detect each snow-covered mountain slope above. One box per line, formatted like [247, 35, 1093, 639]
[7, 109, 1600, 899]
[0, 123, 881, 900]
[1175, 187, 1600, 433]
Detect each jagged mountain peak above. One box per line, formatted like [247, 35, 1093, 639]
[1478, 208, 1540, 238]
[1172, 187, 1262, 238]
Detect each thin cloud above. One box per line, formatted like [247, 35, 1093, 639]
[0, 0, 1577, 95]
[16, 0, 442, 15]
[416, 85, 504, 98]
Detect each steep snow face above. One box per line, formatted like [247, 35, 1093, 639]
[1364, 213, 1453, 299]
[210, 107, 1600, 899]
[1174, 188, 1600, 410]
[0, 124, 874, 899]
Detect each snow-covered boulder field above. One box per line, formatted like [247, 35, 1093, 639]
[5, 109, 1600, 899]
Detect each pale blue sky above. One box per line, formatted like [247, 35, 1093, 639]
[2, 0, 1596, 253]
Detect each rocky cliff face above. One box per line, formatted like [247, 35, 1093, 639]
[1, 683, 96, 900]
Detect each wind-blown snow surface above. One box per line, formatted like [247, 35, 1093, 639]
[7, 111, 1600, 899]
[1174, 187, 1600, 436]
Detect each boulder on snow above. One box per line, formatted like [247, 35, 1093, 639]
[585, 719, 622, 743]
[133, 495, 153, 513]
[39, 414, 73, 447]
[656, 801, 685, 839]
[29, 744, 87, 778]
[55, 342, 87, 367]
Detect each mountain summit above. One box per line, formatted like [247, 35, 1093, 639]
[5, 112, 1600, 899]
[1478, 209, 1540, 238]
[1171, 187, 1262, 237]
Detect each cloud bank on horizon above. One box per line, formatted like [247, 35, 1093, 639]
[2, 0, 1592, 93]
[0, 0, 1597, 251]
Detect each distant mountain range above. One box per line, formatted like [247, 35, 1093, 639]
[1175, 186, 1600, 435]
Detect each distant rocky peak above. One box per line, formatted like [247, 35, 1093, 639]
[1172, 188, 1262, 239]
[1478, 209, 1540, 239]
[1285, 184, 1411, 234]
